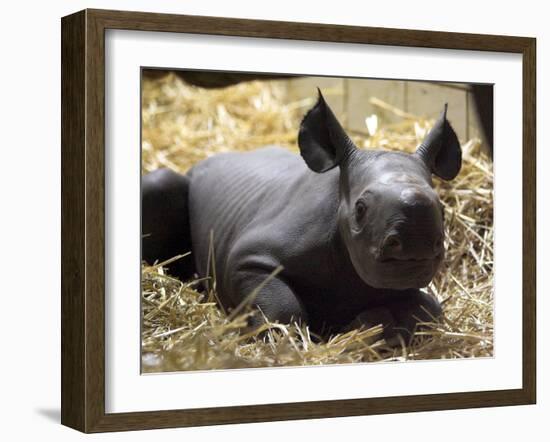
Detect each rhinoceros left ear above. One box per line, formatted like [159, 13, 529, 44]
[415, 104, 462, 180]
[298, 89, 356, 173]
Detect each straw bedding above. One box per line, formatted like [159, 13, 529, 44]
[141, 73, 493, 373]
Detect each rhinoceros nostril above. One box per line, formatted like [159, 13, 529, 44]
[382, 234, 402, 255]
[434, 236, 443, 251]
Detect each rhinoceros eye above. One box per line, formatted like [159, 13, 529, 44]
[355, 200, 367, 222]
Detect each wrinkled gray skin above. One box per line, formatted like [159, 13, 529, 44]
[142, 91, 462, 343]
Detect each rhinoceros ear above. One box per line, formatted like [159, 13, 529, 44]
[298, 89, 356, 173]
[415, 104, 462, 180]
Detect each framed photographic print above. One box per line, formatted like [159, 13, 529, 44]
[61, 9, 536, 433]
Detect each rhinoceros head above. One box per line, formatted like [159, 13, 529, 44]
[298, 89, 462, 290]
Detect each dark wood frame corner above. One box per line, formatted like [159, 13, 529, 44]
[61, 8, 536, 433]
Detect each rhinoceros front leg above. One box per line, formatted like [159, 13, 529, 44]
[226, 268, 308, 330]
[350, 289, 442, 346]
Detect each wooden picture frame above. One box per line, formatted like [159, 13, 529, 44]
[61, 8, 536, 433]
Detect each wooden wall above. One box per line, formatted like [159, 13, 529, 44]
[285, 77, 483, 142]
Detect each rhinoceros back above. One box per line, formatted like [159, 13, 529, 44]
[187, 146, 305, 280]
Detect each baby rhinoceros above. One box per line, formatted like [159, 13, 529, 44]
[142, 90, 462, 344]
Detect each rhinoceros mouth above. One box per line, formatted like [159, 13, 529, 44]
[381, 257, 436, 264]
[350, 247, 443, 289]
[370, 254, 442, 288]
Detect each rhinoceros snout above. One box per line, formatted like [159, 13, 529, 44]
[379, 230, 444, 262]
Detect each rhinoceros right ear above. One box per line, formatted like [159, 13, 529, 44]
[298, 89, 356, 173]
[415, 104, 462, 180]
